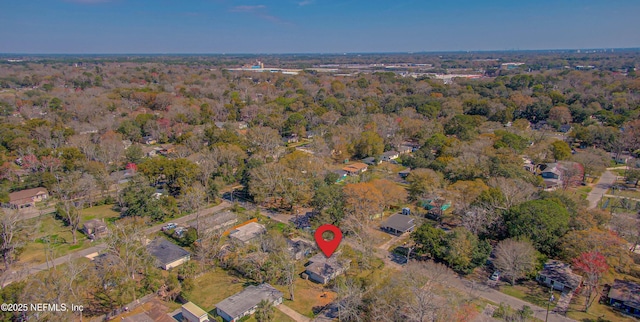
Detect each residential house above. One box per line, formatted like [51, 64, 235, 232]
[286, 237, 314, 260]
[187, 211, 238, 235]
[304, 253, 351, 284]
[536, 260, 582, 292]
[182, 302, 209, 322]
[284, 134, 299, 144]
[121, 303, 176, 322]
[401, 141, 421, 152]
[215, 284, 283, 322]
[380, 213, 416, 236]
[540, 162, 584, 190]
[397, 145, 413, 154]
[612, 153, 631, 165]
[146, 238, 191, 270]
[608, 279, 640, 318]
[141, 136, 157, 145]
[83, 219, 108, 239]
[157, 145, 176, 156]
[382, 150, 400, 162]
[228, 222, 266, 244]
[141, 145, 162, 158]
[109, 168, 135, 184]
[289, 209, 315, 229]
[237, 122, 248, 130]
[342, 163, 368, 176]
[333, 169, 348, 183]
[6, 187, 49, 209]
[362, 157, 381, 166]
[559, 124, 572, 133]
[398, 168, 411, 179]
[522, 157, 536, 173]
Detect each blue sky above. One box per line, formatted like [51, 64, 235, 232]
[1, 0, 639, 53]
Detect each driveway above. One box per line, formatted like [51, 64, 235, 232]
[586, 170, 617, 209]
[277, 304, 311, 322]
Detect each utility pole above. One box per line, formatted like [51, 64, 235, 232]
[545, 287, 555, 322]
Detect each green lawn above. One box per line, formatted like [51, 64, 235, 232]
[183, 268, 303, 321]
[182, 269, 252, 314]
[608, 188, 640, 200]
[19, 214, 93, 265]
[80, 204, 120, 222]
[575, 186, 593, 200]
[500, 282, 557, 310]
[566, 295, 637, 322]
[612, 169, 627, 176]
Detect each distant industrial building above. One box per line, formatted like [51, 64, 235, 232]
[227, 60, 302, 75]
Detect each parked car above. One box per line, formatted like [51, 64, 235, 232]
[161, 223, 177, 231]
[174, 227, 187, 237]
[490, 271, 501, 281]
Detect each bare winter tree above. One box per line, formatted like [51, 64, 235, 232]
[20, 260, 87, 321]
[246, 126, 283, 161]
[401, 261, 454, 322]
[0, 209, 25, 271]
[193, 228, 226, 270]
[486, 177, 537, 210]
[493, 238, 538, 285]
[571, 148, 611, 181]
[180, 183, 206, 237]
[460, 206, 500, 236]
[68, 134, 98, 161]
[53, 172, 96, 244]
[104, 217, 154, 284]
[334, 278, 364, 322]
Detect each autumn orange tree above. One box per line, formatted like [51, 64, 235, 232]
[343, 182, 385, 220]
[572, 251, 609, 312]
[370, 179, 407, 210]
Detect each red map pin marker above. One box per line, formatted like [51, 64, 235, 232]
[314, 224, 343, 258]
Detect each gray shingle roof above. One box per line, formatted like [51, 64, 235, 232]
[187, 211, 237, 231]
[229, 222, 266, 243]
[381, 214, 415, 233]
[215, 284, 283, 320]
[539, 260, 582, 290]
[146, 238, 190, 266]
[305, 253, 349, 279]
[609, 279, 640, 309]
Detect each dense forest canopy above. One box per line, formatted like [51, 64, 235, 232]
[0, 52, 639, 320]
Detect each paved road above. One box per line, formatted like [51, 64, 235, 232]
[450, 277, 575, 322]
[360, 239, 574, 321]
[586, 170, 617, 209]
[1, 200, 231, 287]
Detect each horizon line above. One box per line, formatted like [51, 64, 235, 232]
[1, 47, 640, 56]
